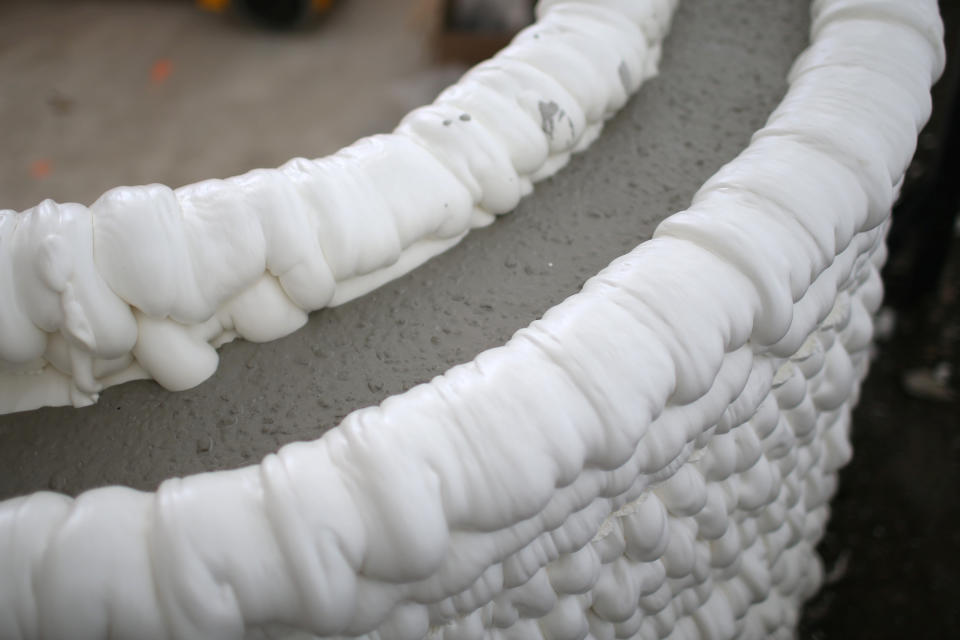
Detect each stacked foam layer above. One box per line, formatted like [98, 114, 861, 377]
[0, 0, 945, 638]
[0, 0, 677, 414]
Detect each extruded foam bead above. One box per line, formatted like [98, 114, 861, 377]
[377, 603, 430, 640]
[507, 569, 557, 621]
[441, 610, 485, 640]
[691, 541, 712, 585]
[546, 544, 601, 596]
[592, 518, 627, 565]
[822, 415, 854, 473]
[732, 427, 764, 475]
[692, 590, 737, 640]
[650, 601, 678, 637]
[617, 503, 665, 565]
[811, 0, 945, 76]
[692, 484, 730, 541]
[538, 594, 588, 640]
[591, 559, 640, 624]
[585, 611, 616, 640]
[661, 519, 697, 579]
[792, 335, 827, 379]
[737, 517, 760, 552]
[737, 456, 783, 512]
[612, 608, 644, 639]
[698, 432, 737, 483]
[636, 559, 668, 597]
[784, 394, 818, 442]
[638, 580, 673, 616]
[811, 342, 856, 411]
[655, 466, 708, 518]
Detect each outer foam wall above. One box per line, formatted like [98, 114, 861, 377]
[0, 0, 945, 639]
[0, 0, 675, 414]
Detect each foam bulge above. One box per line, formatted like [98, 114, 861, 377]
[0, 0, 945, 639]
[0, 0, 672, 414]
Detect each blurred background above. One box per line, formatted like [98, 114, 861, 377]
[799, 2, 959, 637]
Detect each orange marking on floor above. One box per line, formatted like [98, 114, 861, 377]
[150, 58, 173, 85]
[30, 159, 52, 179]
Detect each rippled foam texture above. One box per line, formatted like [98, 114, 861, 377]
[0, 0, 673, 414]
[0, 0, 945, 638]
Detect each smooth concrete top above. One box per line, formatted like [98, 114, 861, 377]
[0, 0, 810, 501]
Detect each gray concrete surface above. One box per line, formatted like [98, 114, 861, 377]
[0, 0, 810, 500]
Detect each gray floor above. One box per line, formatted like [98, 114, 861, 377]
[0, 0, 810, 500]
[0, 0, 460, 211]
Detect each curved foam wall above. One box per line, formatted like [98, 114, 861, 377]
[0, 0, 676, 414]
[0, 0, 945, 638]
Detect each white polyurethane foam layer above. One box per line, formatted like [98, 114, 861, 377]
[0, 0, 946, 639]
[0, 0, 677, 414]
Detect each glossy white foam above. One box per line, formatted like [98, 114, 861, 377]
[0, 0, 944, 638]
[0, 0, 668, 414]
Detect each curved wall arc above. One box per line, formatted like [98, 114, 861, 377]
[0, 0, 677, 415]
[0, 0, 946, 639]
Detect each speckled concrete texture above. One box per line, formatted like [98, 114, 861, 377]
[0, 0, 810, 500]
